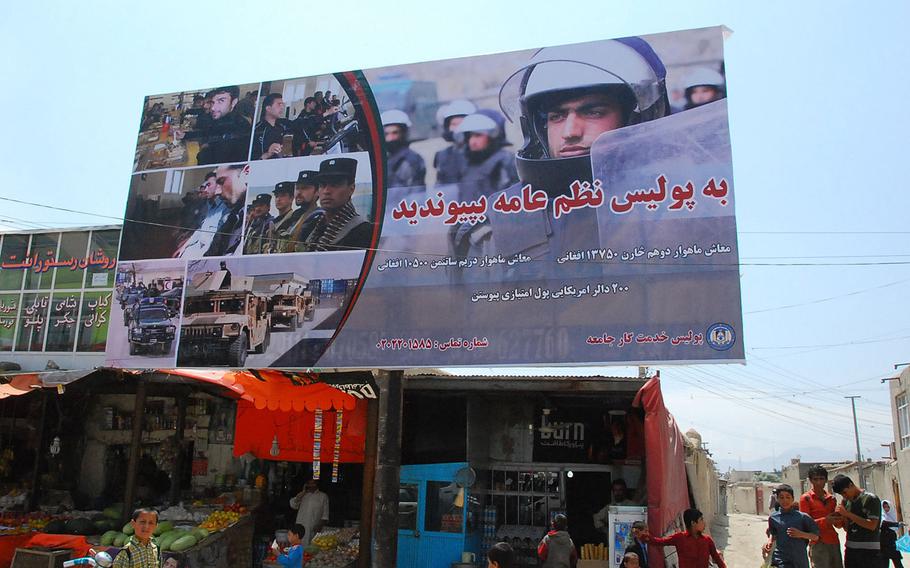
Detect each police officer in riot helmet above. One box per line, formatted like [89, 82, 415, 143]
[500, 37, 669, 197]
[453, 109, 518, 202]
[433, 99, 477, 186]
[448, 109, 519, 273]
[381, 109, 426, 193]
[681, 67, 726, 110]
[485, 38, 670, 265]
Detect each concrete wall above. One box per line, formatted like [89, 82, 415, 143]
[727, 482, 778, 515]
[685, 430, 722, 528]
[891, 366, 910, 523]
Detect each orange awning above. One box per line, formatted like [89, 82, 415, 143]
[0, 369, 99, 399]
[162, 368, 374, 411]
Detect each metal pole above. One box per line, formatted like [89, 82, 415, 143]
[371, 370, 403, 568]
[845, 396, 865, 488]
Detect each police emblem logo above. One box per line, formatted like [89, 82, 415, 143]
[705, 323, 735, 351]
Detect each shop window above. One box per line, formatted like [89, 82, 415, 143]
[0, 234, 28, 291]
[897, 393, 910, 450]
[425, 481, 462, 533]
[24, 233, 60, 291]
[54, 231, 90, 289]
[85, 230, 120, 289]
[398, 483, 418, 530]
[76, 291, 113, 352]
[0, 293, 18, 351]
[15, 293, 50, 351]
[45, 292, 82, 352]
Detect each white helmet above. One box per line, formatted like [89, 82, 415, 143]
[683, 67, 725, 91]
[381, 109, 412, 128]
[454, 113, 499, 136]
[436, 99, 477, 125]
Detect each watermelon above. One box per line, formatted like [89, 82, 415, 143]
[191, 527, 209, 542]
[158, 530, 185, 551]
[154, 521, 174, 536]
[94, 519, 115, 533]
[170, 534, 197, 552]
[44, 520, 67, 534]
[103, 505, 123, 520]
[101, 530, 119, 546]
[122, 522, 135, 536]
[113, 533, 128, 547]
[65, 518, 96, 536]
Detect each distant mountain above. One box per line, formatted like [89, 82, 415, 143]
[715, 446, 866, 473]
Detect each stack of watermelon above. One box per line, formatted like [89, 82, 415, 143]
[98, 520, 210, 552]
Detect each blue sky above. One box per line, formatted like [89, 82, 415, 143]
[2, 0, 909, 469]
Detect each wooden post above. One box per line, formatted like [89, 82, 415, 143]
[27, 392, 48, 511]
[371, 370, 403, 568]
[358, 397, 379, 568]
[169, 393, 188, 504]
[122, 377, 147, 523]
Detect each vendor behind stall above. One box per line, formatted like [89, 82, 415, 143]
[289, 478, 328, 546]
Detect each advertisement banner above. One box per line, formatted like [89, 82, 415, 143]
[110, 26, 742, 369]
[0, 227, 119, 355]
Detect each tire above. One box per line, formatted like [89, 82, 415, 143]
[228, 334, 248, 367]
[289, 317, 297, 331]
[161, 341, 172, 354]
[129, 342, 138, 356]
[254, 329, 270, 354]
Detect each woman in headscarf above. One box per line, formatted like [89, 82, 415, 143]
[881, 499, 904, 567]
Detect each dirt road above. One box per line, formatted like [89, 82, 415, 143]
[712, 513, 910, 566]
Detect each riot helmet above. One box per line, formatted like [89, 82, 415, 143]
[436, 99, 477, 142]
[381, 109, 413, 153]
[499, 37, 669, 195]
[682, 67, 726, 109]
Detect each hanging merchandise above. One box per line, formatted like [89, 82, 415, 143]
[312, 409, 323, 479]
[332, 410, 343, 483]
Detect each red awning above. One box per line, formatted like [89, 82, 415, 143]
[633, 376, 690, 568]
[162, 368, 372, 411]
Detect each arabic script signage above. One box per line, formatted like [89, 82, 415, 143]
[113, 26, 742, 369]
[0, 228, 118, 353]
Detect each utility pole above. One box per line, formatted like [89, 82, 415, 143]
[845, 396, 865, 488]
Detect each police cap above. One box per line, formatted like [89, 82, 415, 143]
[252, 193, 272, 207]
[296, 170, 319, 187]
[272, 182, 295, 196]
[316, 158, 357, 183]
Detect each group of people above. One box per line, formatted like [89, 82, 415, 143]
[252, 90, 356, 160]
[483, 507, 722, 568]
[173, 164, 249, 258]
[764, 467, 903, 568]
[243, 157, 373, 255]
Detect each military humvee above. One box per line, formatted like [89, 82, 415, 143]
[179, 271, 271, 367]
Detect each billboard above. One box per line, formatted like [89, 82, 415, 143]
[0, 227, 119, 355]
[110, 26, 742, 369]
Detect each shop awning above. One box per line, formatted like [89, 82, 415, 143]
[161, 368, 376, 411]
[0, 368, 101, 399]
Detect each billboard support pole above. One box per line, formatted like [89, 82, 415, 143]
[358, 395, 379, 568]
[169, 392, 188, 504]
[371, 369, 403, 568]
[27, 391, 49, 511]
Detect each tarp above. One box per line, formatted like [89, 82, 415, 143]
[163, 368, 376, 411]
[233, 397, 367, 462]
[634, 376, 690, 568]
[0, 369, 99, 399]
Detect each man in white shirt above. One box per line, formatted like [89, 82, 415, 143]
[289, 478, 329, 546]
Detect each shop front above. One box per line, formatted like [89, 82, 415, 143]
[398, 373, 690, 568]
[0, 368, 376, 568]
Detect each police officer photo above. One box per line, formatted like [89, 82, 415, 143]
[243, 193, 274, 255]
[433, 99, 476, 186]
[299, 158, 373, 252]
[486, 38, 670, 268]
[252, 93, 294, 160]
[381, 109, 426, 193]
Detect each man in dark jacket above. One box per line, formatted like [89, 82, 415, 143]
[381, 109, 425, 193]
[299, 158, 373, 252]
[177, 85, 252, 165]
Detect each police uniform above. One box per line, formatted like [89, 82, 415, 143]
[299, 158, 373, 252]
[243, 193, 274, 255]
[433, 145, 468, 186]
[265, 182, 300, 254]
[387, 145, 426, 192]
[194, 110, 252, 165]
[252, 117, 294, 159]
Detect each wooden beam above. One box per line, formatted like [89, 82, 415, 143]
[357, 397, 378, 568]
[371, 370, 403, 568]
[27, 392, 48, 511]
[169, 395, 188, 504]
[122, 378, 147, 523]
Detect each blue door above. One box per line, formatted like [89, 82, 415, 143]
[397, 462, 471, 568]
